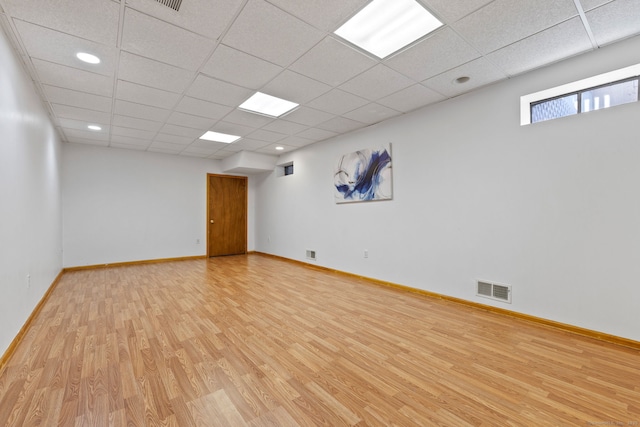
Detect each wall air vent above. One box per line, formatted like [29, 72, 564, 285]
[306, 250, 316, 261]
[154, 0, 183, 12]
[477, 280, 512, 303]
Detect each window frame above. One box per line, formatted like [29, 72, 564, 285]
[520, 63, 640, 125]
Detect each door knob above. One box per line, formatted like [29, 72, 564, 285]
[210, 219, 214, 224]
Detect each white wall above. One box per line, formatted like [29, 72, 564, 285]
[0, 24, 63, 355]
[254, 35, 640, 342]
[62, 144, 255, 266]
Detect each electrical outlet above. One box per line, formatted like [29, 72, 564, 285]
[26, 274, 30, 287]
[364, 250, 368, 258]
[268, 235, 271, 242]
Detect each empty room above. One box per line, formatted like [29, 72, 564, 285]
[1, 0, 640, 425]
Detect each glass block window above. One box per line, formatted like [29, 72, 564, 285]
[530, 77, 638, 124]
[531, 94, 578, 123]
[521, 64, 640, 126]
[581, 78, 638, 112]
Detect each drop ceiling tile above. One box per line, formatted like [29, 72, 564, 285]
[14, 20, 117, 77]
[201, 44, 283, 89]
[231, 138, 272, 150]
[339, 64, 415, 101]
[180, 151, 212, 158]
[52, 104, 111, 124]
[42, 85, 112, 112]
[377, 84, 446, 112]
[186, 74, 253, 107]
[422, 57, 508, 97]
[125, 0, 243, 40]
[586, 0, 640, 46]
[189, 140, 229, 150]
[307, 89, 369, 115]
[58, 118, 110, 133]
[64, 128, 109, 142]
[111, 126, 157, 140]
[422, 0, 493, 23]
[261, 70, 332, 104]
[222, 0, 324, 67]
[316, 116, 365, 133]
[175, 97, 233, 120]
[148, 146, 183, 155]
[2, 0, 119, 44]
[167, 112, 216, 130]
[66, 138, 109, 147]
[580, 0, 614, 11]
[486, 17, 592, 76]
[224, 109, 274, 128]
[181, 145, 217, 155]
[33, 59, 113, 97]
[262, 120, 309, 135]
[121, 8, 215, 71]
[111, 143, 148, 151]
[290, 36, 377, 86]
[266, 0, 368, 31]
[116, 81, 181, 110]
[247, 129, 287, 142]
[154, 133, 196, 145]
[343, 103, 402, 125]
[257, 143, 297, 154]
[296, 127, 337, 141]
[216, 144, 243, 153]
[110, 135, 152, 146]
[385, 27, 480, 81]
[147, 142, 185, 153]
[160, 124, 203, 138]
[119, 52, 195, 93]
[114, 99, 171, 122]
[282, 106, 335, 126]
[112, 115, 164, 132]
[278, 135, 315, 147]
[211, 122, 256, 137]
[452, 0, 579, 54]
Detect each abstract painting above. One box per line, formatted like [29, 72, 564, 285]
[334, 144, 392, 203]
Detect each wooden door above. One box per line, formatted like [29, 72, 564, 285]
[207, 174, 247, 257]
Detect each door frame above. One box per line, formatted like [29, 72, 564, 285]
[206, 173, 248, 257]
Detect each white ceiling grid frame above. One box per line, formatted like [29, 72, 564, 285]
[222, 0, 325, 67]
[121, 8, 216, 71]
[200, 44, 284, 89]
[586, 0, 640, 46]
[485, 17, 594, 77]
[0, 0, 638, 159]
[450, 0, 581, 55]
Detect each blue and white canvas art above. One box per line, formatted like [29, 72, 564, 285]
[334, 144, 393, 203]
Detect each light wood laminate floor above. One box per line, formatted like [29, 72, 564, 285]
[1, 254, 638, 426]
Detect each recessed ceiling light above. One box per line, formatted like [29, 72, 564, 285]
[334, 0, 442, 59]
[275, 146, 284, 151]
[199, 131, 241, 144]
[87, 125, 102, 131]
[76, 52, 101, 64]
[239, 92, 299, 118]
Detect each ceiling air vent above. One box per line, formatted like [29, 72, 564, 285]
[477, 280, 512, 304]
[154, 0, 182, 12]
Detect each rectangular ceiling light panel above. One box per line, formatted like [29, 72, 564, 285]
[334, 0, 443, 59]
[239, 92, 299, 118]
[199, 131, 241, 143]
